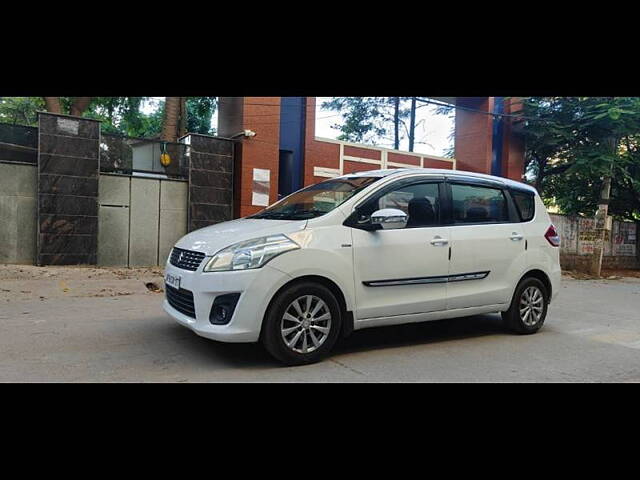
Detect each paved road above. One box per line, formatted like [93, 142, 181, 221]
[1, 267, 640, 382]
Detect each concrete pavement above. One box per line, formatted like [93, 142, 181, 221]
[1, 265, 639, 382]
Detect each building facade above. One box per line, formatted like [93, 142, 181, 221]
[218, 97, 525, 218]
[0, 98, 526, 267]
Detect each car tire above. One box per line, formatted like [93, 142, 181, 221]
[262, 281, 342, 366]
[501, 277, 549, 335]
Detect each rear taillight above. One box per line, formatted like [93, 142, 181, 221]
[545, 224, 560, 247]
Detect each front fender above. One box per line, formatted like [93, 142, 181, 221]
[267, 246, 355, 312]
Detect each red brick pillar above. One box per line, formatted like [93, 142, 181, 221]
[454, 97, 525, 182]
[303, 97, 342, 186]
[218, 97, 281, 218]
[501, 98, 525, 182]
[455, 97, 495, 175]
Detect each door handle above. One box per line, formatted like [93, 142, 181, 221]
[510, 233, 524, 241]
[430, 236, 449, 247]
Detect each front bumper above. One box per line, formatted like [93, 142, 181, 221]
[163, 261, 292, 343]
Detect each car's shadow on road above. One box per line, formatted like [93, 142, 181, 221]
[163, 313, 512, 369]
[334, 314, 507, 357]
[161, 323, 272, 368]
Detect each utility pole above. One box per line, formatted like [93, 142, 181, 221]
[589, 136, 617, 277]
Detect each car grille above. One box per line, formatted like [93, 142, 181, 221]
[166, 285, 196, 319]
[170, 247, 206, 271]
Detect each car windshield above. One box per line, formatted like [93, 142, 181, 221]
[250, 176, 380, 220]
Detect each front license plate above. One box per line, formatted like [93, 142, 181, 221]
[165, 273, 181, 290]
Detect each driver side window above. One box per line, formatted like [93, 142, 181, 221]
[357, 181, 441, 229]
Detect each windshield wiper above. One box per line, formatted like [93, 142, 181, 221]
[251, 209, 326, 220]
[250, 212, 292, 219]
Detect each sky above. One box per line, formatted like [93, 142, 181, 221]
[144, 97, 455, 157]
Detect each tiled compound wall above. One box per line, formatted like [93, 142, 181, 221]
[37, 113, 100, 265]
[182, 134, 234, 232]
[0, 165, 187, 267]
[550, 213, 639, 270]
[0, 113, 232, 267]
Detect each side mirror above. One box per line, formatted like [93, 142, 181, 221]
[370, 208, 408, 230]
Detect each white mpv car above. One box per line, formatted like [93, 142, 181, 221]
[164, 168, 561, 365]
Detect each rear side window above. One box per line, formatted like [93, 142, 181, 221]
[451, 184, 508, 224]
[511, 190, 535, 222]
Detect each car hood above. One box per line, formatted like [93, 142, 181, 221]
[174, 218, 308, 256]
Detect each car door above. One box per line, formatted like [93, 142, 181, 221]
[445, 178, 527, 310]
[347, 177, 451, 320]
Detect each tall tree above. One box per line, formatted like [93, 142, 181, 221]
[408, 97, 417, 152]
[0, 97, 45, 125]
[519, 97, 640, 275]
[322, 97, 432, 152]
[43, 97, 62, 114]
[69, 97, 92, 116]
[85, 97, 152, 137]
[42, 97, 94, 117]
[321, 97, 388, 143]
[186, 97, 217, 135]
[392, 96, 400, 150]
[161, 96, 183, 142]
[2, 97, 218, 139]
[520, 97, 640, 217]
[516, 97, 580, 196]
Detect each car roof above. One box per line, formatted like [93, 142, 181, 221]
[339, 168, 537, 193]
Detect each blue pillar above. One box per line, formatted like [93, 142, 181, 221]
[278, 97, 306, 197]
[491, 97, 504, 177]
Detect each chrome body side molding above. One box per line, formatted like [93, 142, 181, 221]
[363, 271, 490, 287]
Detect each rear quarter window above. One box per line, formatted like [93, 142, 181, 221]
[511, 190, 535, 222]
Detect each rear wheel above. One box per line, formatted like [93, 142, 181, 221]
[501, 277, 549, 334]
[262, 282, 342, 366]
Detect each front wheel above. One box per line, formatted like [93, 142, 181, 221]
[262, 282, 342, 366]
[501, 277, 549, 334]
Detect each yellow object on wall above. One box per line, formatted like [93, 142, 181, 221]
[160, 152, 171, 167]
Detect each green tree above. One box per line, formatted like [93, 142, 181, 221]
[519, 96, 640, 276]
[1, 97, 217, 140]
[322, 97, 430, 152]
[0, 97, 45, 125]
[519, 97, 640, 220]
[83, 97, 153, 136]
[321, 97, 389, 143]
[186, 97, 217, 135]
[517, 97, 582, 196]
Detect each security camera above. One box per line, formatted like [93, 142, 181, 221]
[230, 130, 257, 140]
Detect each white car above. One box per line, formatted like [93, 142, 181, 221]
[164, 168, 561, 365]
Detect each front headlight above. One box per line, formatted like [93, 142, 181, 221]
[203, 234, 300, 272]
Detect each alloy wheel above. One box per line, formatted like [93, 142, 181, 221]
[519, 286, 544, 326]
[280, 295, 332, 354]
